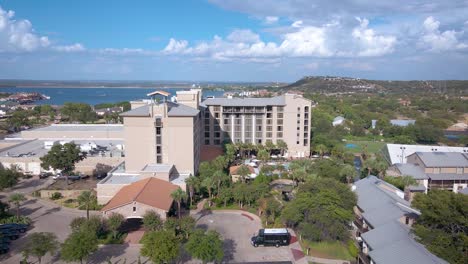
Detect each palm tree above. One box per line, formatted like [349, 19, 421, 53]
[315, 144, 328, 157]
[77, 191, 96, 220]
[171, 188, 187, 219]
[201, 177, 215, 206]
[236, 165, 251, 183]
[257, 149, 269, 164]
[276, 140, 288, 157]
[9, 193, 26, 219]
[265, 141, 276, 155]
[185, 175, 199, 207]
[212, 170, 227, 197]
[340, 164, 358, 184]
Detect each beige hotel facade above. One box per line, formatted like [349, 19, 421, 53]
[98, 90, 311, 217]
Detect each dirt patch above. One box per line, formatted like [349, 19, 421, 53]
[48, 178, 98, 190]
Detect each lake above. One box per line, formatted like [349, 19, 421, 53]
[0, 87, 225, 105]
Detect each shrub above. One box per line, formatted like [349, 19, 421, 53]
[50, 192, 63, 200]
[32, 190, 41, 197]
[0, 216, 32, 225]
[347, 240, 358, 258]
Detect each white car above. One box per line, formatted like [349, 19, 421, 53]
[52, 173, 62, 180]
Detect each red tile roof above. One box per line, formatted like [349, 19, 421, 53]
[101, 177, 180, 212]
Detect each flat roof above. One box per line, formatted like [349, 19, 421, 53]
[202, 95, 286, 107]
[0, 139, 124, 158]
[25, 124, 123, 132]
[384, 144, 468, 164]
[141, 164, 173, 173]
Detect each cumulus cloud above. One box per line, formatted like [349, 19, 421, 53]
[351, 17, 397, 56]
[0, 6, 50, 52]
[421, 16, 467, 51]
[161, 19, 396, 61]
[291, 20, 303, 28]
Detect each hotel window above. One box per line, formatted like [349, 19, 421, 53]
[267, 113, 272, 118]
[266, 120, 272, 125]
[297, 113, 300, 117]
[157, 156, 162, 164]
[277, 126, 283, 131]
[215, 113, 219, 118]
[156, 127, 161, 135]
[204, 112, 210, 118]
[266, 132, 272, 138]
[297, 141, 300, 145]
[457, 167, 463, 174]
[277, 113, 283, 118]
[277, 119, 283, 125]
[133, 206, 136, 212]
[224, 119, 228, 125]
[277, 132, 283, 138]
[257, 125, 262, 131]
[213, 106, 220, 111]
[204, 119, 210, 125]
[277, 107, 284, 112]
[304, 139, 308, 146]
[257, 139, 262, 144]
[156, 146, 161, 154]
[215, 132, 221, 138]
[205, 139, 210, 145]
[267, 106, 272, 112]
[214, 139, 221, 145]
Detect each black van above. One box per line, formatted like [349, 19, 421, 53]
[251, 228, 291, 247]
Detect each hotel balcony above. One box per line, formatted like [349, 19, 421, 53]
[358, 252, 372, 264]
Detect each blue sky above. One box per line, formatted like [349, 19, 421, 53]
[0, 0, 467, 82]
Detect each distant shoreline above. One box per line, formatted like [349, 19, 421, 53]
[0, 86, 195, 89]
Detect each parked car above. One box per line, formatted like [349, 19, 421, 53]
[52, 173, 62, 180]
[96, 173, 108, 180]
[0, 223, 29, 233]
[0, 243, 9, 254]
[39, 172, 53, 179]
[0, 230, 19, 240]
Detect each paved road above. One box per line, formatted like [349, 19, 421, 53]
[195, 211, 293, 263]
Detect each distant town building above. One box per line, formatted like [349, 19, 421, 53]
[95, 106, 124, 116]
[382, 143, 468, 164]
[390, 119, 415, 127]
[332, 116, 345, 126]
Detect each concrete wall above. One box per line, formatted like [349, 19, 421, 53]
[123, 116, 158, 173]
[102, 201, 170, 220]
[21, 127, 124, 139]
[282, 94, 311, 158]
[97, 182, 129, 204]
[165, 117, 196, 174]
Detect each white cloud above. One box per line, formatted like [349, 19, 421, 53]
[53, 43, 85, 52]
[291, 20, 303, 28]
[0, 6, 50, 52]
[340, 61, 375, 71]
[264, 16, 279, 24]
[226, 29, 260, 43]
[351, 17, 397, 56]
[421, 16, 467, 51]
[304, 62, 319, 70]
[161, 18, 397, 61]
[163, 38, 189, 54]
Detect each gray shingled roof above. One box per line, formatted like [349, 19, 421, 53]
[394, 163, 428, 180]
[369, 236, 448, 264]
[120, 104, 151, 117]
[427, 173, 468, 181]
[354, 176, 447, 264]
[167, 102, 199, 116]
[202, 95, 285, 107]
[414, 152, 468, 167]
[459, 187, 468, 195]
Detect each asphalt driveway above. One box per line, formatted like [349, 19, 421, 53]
[195, 210, 293, 263]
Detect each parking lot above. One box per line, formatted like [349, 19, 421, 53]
[195, 211, 293, 263]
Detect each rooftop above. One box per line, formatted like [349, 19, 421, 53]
[412, 152, 468, 167]
[384, 144, 468, 164]
[141, 163, 174, 173]
[25, 124, 123, 132]
[394, 163, 428, 180]
[120, 101, 199, 117]
[390, 119, 416, 127]
[202, 95, 286, 107]
[101, 177, 179, 212]
[354, 176, 447, 264]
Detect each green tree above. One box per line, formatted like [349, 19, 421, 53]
[77, 191, 96, 220]
[412, 191, 468, 264]
[236, 165, 251, 183]
[40, 142, 86, 185]
[61, 102, 97, 123]
[186, 229, 224, 264]
[8, 109, 30, 132]
[171, 188, 187, 219]
[107, 213, 125, 240]
[224, 143, 237, 164]
[212, 170, 228, 198]
[61, 228, 98, 264]
[185, 175, 199, 207]
[70, 217, 87, 231]
[201, 176, 215, 206]
[383, 176, 416, 191]
[140, 230, 179, 263]
[340, 164, 357, 184]
[281, 178, 356, 242]
[178, 216, 196, 240]
[0, 166, 21, 190]
[314, 144, 328, 157]
[257, 149, 270, 164]
[142, 210, 163, 231]
[276, 140, 288, 157]
[9, 193, 26, 219]
[25, 232, 59, 264]
[264, 141, 276, 154]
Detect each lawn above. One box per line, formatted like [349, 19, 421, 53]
[345, 140, 386, 154]
[301, 240, 355, 261]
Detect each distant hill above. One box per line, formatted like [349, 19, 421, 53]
[283, 76, 468, 95]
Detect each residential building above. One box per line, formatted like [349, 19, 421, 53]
[383, 143, 468, 164]
[353, 176, 448, 264]
[202, 93, 312, 158]
[332, 116, 345, 126]
[390, 119, 415, 127]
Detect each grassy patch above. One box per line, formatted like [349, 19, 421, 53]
[345, 140, 386, 154]
[301, 240, 355, 261]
